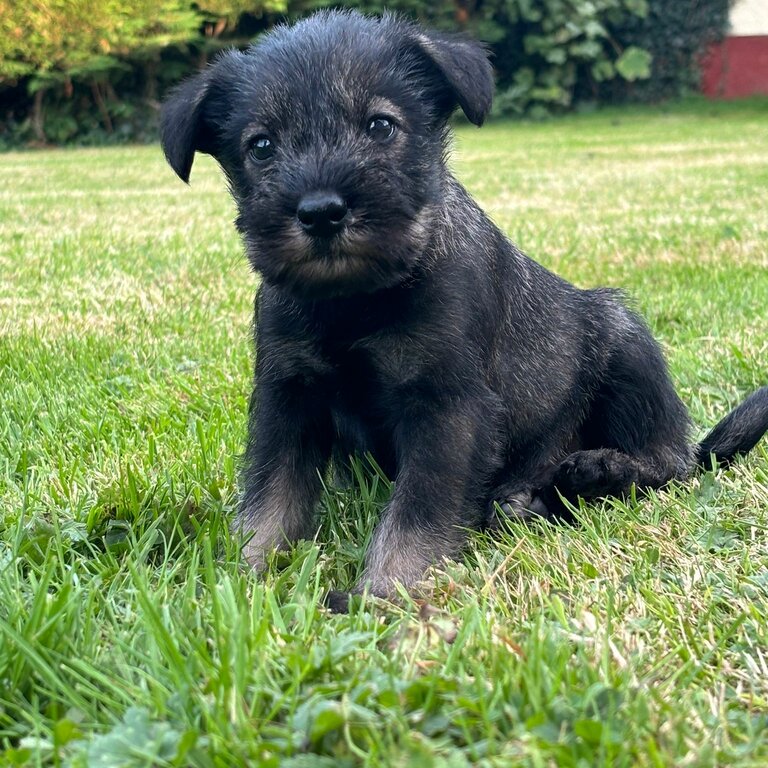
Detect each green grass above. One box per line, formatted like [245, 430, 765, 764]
[1, 98, 768, 766]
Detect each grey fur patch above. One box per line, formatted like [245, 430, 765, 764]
[238, 467, 317, 570]
[361, 513, 460, 596]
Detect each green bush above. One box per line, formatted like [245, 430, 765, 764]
[0, 1, 284, 147]
[601, 0, 732, 102]
[337, 0, 729, 115]
[0, 0, 732, 147]
[487, 0, 652, 116]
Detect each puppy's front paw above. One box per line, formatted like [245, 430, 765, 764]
[241, 538, 269, 572]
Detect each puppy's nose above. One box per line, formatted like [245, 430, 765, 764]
[296, 191, 348, 237]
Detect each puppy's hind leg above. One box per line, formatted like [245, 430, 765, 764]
[547, 307, 695, 506]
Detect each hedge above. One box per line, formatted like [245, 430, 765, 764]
[0, 0, 732, 147]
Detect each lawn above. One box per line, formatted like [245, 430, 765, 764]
[1, 99, 767, 766]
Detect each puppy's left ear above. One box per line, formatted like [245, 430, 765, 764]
[412, 30, 494, 126]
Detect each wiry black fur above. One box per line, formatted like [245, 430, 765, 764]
[160, 11, 768, 604]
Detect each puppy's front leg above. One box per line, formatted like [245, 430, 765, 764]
[237, 381, 331, 570]
[359, 397, 496, 598]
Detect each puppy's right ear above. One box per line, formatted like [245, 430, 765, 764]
[160, 71, 218, 184]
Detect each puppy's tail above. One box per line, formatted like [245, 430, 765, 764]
[695, 386, 768, 467]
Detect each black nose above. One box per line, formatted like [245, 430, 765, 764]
[297, 191, 348, 237]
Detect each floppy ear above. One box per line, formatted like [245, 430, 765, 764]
[412, 29, 494, 126]
[160, 70, 219, 183]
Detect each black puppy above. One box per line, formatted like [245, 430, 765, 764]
[161, 11, 768, 603]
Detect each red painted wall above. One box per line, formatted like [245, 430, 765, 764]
[702, 35, 768, 98]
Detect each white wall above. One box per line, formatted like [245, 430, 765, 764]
[730, 0, 768, 36]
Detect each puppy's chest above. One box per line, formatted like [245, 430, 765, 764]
[323, 336, 423, 466]
[327, 332, 424, 404]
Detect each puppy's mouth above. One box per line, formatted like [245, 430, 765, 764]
[248, 210, 433, 299]
[292, 224, 412, 294]
[307, 226, 390, 267]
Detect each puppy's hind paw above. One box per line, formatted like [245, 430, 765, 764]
[554, 449, 638, 497]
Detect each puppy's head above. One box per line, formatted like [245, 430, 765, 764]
[161, 11, 493, 299]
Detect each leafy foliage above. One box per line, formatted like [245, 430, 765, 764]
[601, 0, 733, 102]
[0, 2, 197, 79]
[464, 0, 654, 116]
[0, 0, 285, 145]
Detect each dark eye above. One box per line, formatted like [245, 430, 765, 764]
[247, 135, 275, 161]
[366, 116, 396, 142]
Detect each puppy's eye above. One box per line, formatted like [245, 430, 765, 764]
[247, 135, 275, 161]
[366, 116, 396, 142]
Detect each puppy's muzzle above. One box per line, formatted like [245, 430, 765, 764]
[296, 191, 348, 238]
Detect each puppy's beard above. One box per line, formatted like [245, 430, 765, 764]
[247, 209, 434, 298]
